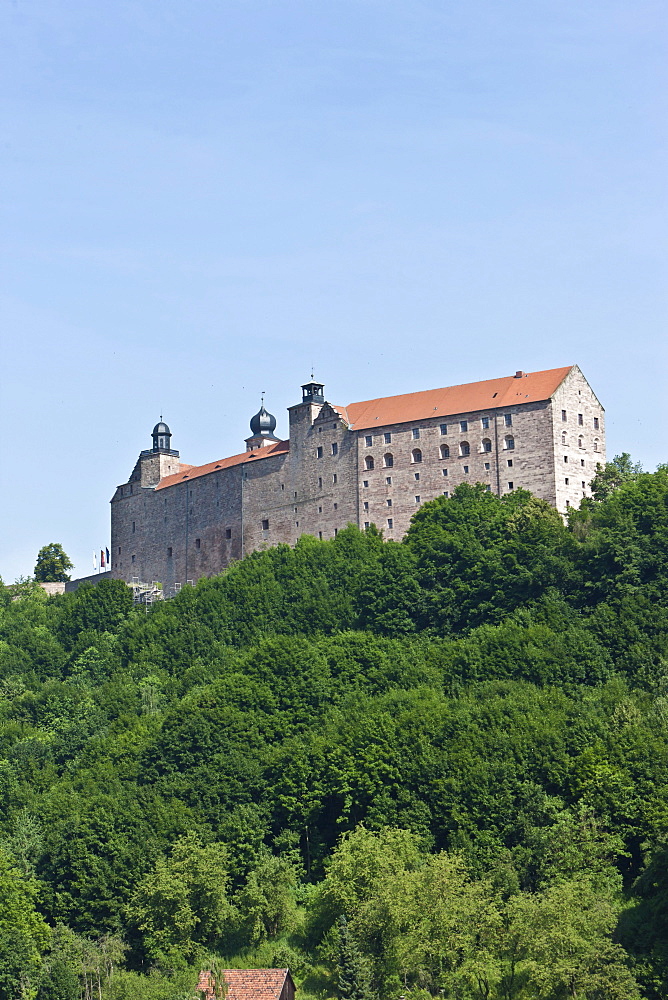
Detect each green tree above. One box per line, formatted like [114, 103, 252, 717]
[589, 453, 643, 502]
[34, 545, 73, 583]
[128, 833, 235, 970]
[0, 847, 51, 1000]
[336, 915, 372, 1000]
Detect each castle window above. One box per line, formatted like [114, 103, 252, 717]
[262, 519, 269, 530]
[167, 547, 172, 557]
[317, 446, 323, 458]
[562, 432, 567, 445]
[581, 459, 585, 467]
[318, 477, 323, 488]
[412, 428, 420, 439]
[363, 480, 369, 487]
[131, 554, 136, 563]
[118, 547, 121, 555]
[562, 409, 567, 421]
[364, 455, 375, 471]
[440, 444, 450, 459]
[565, 478, 569, 485]
[384, 432, 392, 444]
[387, 498, 392, 507]
[463, 465, 469, 474]
[504, 436, 515, 450]
[440, 424, 448, 435]
[334, 528, 338, 536]
[481, 416, 490, 429]
[387, 518, 393, 529]
[504, 414, 512, 427]
[225, 529, 231, 539]
[415, 495, 421, 503]
[594, 439, 599, 452]
[578, 413, 583, 425]
[593, 417, 600, 429]
[364, 522, 370, 529]
[132, 521, 136, 533]
[281, 484, 285, 491]
[195, 538, 201, 549]
[564, 455, 568, 463]
[296, 521, 299, 527]
[484, 462, 490, 470]
[443, 491, 449, 497]
[333, 473, 337, 484]
[411, 448, 422, 463]
[482, 438, 492, 453]
[365, 435, 373, 447]
[319, 531, 323, 540]
[333, 423, 337, 429]
[507, 459, 513, 467]
[460, 420, 468, 432]
[363, 501, 369, 511]
[334, 503, 338, 510]
[385, 476, 392, 485]
[582, 481, 586, 489]
[442, 468, 448, 476]
[460, 442, 470, 457]
[508, 482, 514, 490]
[331, 442, 338, 456]
[414, 472, 420, 481]
[578, 436, 583, 449]
[383, 453, 394, 468]
[318, 506, 322, 513]
[485, 484, 491, 491]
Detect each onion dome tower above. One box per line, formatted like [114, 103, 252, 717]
[245, 398, 281, 451]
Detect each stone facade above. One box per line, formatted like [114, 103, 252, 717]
[111, 366, 605, 592]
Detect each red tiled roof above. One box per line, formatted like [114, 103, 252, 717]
[342, 366, 573, 430]
[156, 440, 289, 491]
[196, 969, 291, 1000]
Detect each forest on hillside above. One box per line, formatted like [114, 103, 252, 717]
[2, 458, 668, 1000]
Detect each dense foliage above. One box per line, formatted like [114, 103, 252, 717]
[1, 461, 668, 998]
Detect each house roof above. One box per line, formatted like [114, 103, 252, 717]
[155, 440, 289, 491]
[339, 366, 574, 431]
[196, 968, 292, 1000]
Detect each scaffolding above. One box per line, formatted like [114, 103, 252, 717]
[130, 578, 164, 609]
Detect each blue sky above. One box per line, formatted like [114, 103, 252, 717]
[1, 0, 666, 582]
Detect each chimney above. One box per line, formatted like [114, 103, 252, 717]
[514, 370, 525, 378]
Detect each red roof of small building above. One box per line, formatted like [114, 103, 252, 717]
[196, 968, 292, 1000]
[341, 366, 573, 430]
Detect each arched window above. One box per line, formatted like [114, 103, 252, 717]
[481, 438, 492, 453]
[383, 453, 393, 468]
[411, 448, 422, 464]
[460, 442, 470, 457]
[440, 444, 450, 459]
[578, 436, 583, 449]
[364, 455, 375, 471]
[593, 438, 599, 453]
[505, 435, 515, 450]
[562, 431, 567, 445]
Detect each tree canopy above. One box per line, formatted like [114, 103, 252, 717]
[1, 464, 667, 997]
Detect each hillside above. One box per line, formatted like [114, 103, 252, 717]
[2, 463, 668, 999]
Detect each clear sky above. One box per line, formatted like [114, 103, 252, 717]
[1, 0, 666, 582]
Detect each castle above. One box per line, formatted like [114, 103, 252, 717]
[111, 365, 605, 592]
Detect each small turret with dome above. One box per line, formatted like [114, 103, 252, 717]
[246, 396, 281, 451]
[152, 419, 173, 453]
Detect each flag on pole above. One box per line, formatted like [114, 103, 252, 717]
[101, 549, 105, 568]
[106, 547, 110, 566]
[93, 551, 97, 571]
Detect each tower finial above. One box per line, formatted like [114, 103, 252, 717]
[261, 391, 265, 407]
